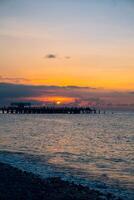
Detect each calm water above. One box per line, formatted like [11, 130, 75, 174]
[0, 112, 134, 199]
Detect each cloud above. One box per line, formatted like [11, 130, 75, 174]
[45, 54, 57, 59]
[0, 75, 29, 84]
[0, 83, 97, 106]
[0, 82, 134, 109]
[58, 85, 95, 90]
[44, 54, 71, 59]
[128, 91, 134, 95]
[65, 56, 71, 59]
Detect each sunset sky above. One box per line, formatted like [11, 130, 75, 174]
[0, 0, 134, 107]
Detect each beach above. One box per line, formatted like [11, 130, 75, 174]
[0, 162, 122, 200]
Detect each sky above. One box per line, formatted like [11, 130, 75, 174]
[0, 0, 134, 107]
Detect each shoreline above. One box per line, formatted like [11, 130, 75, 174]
[0, 162, 122, 200]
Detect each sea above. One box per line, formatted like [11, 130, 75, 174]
[0, 111, 134, 199]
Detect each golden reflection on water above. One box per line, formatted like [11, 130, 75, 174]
[0, 113, 134, 190]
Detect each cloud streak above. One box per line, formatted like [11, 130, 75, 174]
[0, 75, 30, 84]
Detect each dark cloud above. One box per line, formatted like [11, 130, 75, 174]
[128, 91, 134, 95]
[45, 54, 71, 59]
[45, 54, 57, 59]
[0, 82, 134, 108]
[0, 83, 95, 105]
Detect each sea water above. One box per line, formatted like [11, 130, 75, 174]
[0, 112, 134, 199]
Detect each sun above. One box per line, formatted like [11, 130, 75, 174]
[56, 101, 61, 105]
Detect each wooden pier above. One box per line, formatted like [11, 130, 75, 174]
[0, 106, 98, 114]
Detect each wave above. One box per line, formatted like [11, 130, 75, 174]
[0, 150, 133, 200]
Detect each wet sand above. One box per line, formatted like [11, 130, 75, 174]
[0, 162, 122, 200]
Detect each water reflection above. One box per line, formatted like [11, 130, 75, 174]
[0, 113, 134, 194]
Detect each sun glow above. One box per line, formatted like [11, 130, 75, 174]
[25, 96, 75, 105]
[56, 101, 61, 105]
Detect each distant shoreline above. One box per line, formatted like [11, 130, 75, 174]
[0, 162, 122, 200]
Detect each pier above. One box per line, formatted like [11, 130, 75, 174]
[0, 106, 98, 114]
[0, 102, 101, 114]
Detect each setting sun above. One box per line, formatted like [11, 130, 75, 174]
[56, 101, 61, 105]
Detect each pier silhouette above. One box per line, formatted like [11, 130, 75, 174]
[0, 102, 98, 114]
